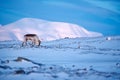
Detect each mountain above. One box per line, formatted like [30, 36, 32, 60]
[0, 18, 102, 41]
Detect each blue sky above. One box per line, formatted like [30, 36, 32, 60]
[0, 0, 120, 35]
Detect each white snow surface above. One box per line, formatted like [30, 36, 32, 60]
[0, 36, 120, 80]
[0, 18, 102, 41]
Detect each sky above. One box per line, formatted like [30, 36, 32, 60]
[0, 0, 120, 36]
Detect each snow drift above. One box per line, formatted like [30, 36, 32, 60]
[0, 18, 102, 41]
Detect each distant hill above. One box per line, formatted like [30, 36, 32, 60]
[0, 18, 102, 41]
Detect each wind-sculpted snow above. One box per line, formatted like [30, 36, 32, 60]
[0, 57, 120, 80]
[0, 36, 120, 55]
[0, 36, 120, 80]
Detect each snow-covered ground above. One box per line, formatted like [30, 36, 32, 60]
[0, 36, 120, 80]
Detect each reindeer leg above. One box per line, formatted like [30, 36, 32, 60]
[31, 41, 34, 47]
[30, 39, 34, 47]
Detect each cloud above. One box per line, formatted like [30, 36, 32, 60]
[42, 0, 80, 9]
[0, 7, 31, 17]
[85, 0, 120, 14]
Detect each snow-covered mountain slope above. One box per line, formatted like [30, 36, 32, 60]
[0, 18, 102, 41]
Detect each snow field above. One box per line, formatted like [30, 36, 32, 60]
[0, 36, 120, 80]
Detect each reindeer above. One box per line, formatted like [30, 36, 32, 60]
[22, 34, 41, 47]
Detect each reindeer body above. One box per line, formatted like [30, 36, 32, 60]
[22, 34, 41, 47]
